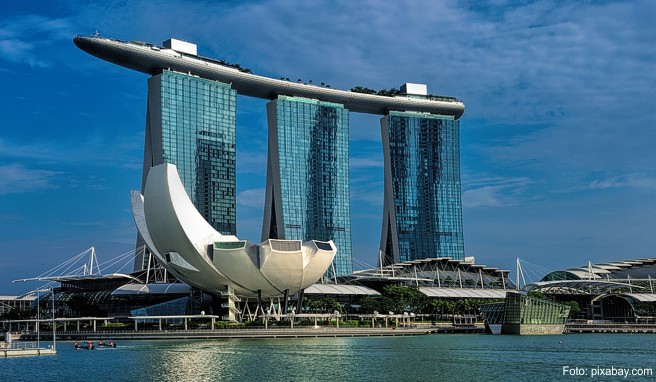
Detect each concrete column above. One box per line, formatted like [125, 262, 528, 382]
[93, 320, 96, 332]
[296, 289, 305, 314]
[158, 319, 162, 331]
[77, 320, 80, 331]
[256, 290, 262, 318]
[282, 289, 290, 315]
[184, 318, 188, 331]
[211, 317, 215, 330]
[336, 317, 339, 329]
[64, 321, 67, 332]
[134, 320, 138, 332]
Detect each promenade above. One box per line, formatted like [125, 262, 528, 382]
[12, 322, 486, 341]
[19, 327, 431, 341]
[565, 323, 656, 334]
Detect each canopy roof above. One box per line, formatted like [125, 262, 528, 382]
[615, 293, 656, 303]
[419, 287, 507, 299]
[112, 283, 191, 295]
[541, 258, 656, 282]
[304, 284, 380, 296]
[526, 280, 641, 295]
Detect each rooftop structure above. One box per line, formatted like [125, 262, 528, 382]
[481, 292, 571, 335]
[526, 257, 656, 322]
[349, 257, 512, 290]
[0, 295, 36, 315]
[541, 258, 656, 281]
[73, 36, 464, 118]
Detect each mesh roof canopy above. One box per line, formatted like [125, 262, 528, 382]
[304, 284, 380, 296]
[419, 287, 507, 299]
[526, 280, 641, 295]
[541, 258, 656, 282]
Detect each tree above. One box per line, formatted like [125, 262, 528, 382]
[350, 86, 376, 94]
[562, 301, 581, 314]
[359, 296, 380, 314]
[308, 297, 342, 313]
[376, 87, 401, 97]
[527, 290, 548, 300]
[379, 285, 429, 314]
[321, 297, 342, 313]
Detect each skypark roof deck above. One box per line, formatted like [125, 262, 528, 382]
[73, 35, 464, 118]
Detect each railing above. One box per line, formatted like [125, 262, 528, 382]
[565, 322, 656, 333]
[6, 341, 39, 349]
[23, 325, 431, 335]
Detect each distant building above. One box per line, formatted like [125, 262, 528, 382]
[136, 69, 237, 270]
[0, 295, 36, 315]
[532, 257, 656, 322]
[481, 292, 570, 335]
[263, 96, 353, 276]
[380, 109, 465, 263]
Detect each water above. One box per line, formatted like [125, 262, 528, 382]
[3, 334, 654, 381]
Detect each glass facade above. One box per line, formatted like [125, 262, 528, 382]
[381, 111, 464, 263]
[263, 96, 353, 276]
[503, 293, 570, 325]
[140, 70, 237, 261]
[131, 297, 192, 318]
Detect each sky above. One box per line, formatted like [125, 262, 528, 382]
[1, 0, 655, 294]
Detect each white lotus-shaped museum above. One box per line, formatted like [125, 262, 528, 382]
[131, 163, 337, 298]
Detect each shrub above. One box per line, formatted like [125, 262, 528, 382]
[213, 321, 244, 329]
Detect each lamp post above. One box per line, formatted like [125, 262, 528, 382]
[36, 290, 40, 349]
[51, 287, 56, 351]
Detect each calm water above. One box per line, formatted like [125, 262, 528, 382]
[3, 334, 655, 381]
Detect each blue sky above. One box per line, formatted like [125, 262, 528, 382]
[1, 0, 655, 294]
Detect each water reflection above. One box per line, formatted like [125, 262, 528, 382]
[3, 335, 654, 382]
[149, 341, 238, 381]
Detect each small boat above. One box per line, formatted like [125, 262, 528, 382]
[74, 341, 95, 350]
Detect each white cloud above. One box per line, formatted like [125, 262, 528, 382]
[0, 14, 73, 68]
[588, 174, 656, 191]
[0, 39, 50, 68]
[462, 177, 535, 208]
[237, 188, 265, 210]
[236, 151, 267, 174]
[0, 134, 142, 169]
[350, 177, 384, 206]
[0, 164, 60, 194]
[69, 0, 656, 189]
[350, 157, 384, 169]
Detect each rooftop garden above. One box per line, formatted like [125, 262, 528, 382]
[350, 86, 461, 102]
